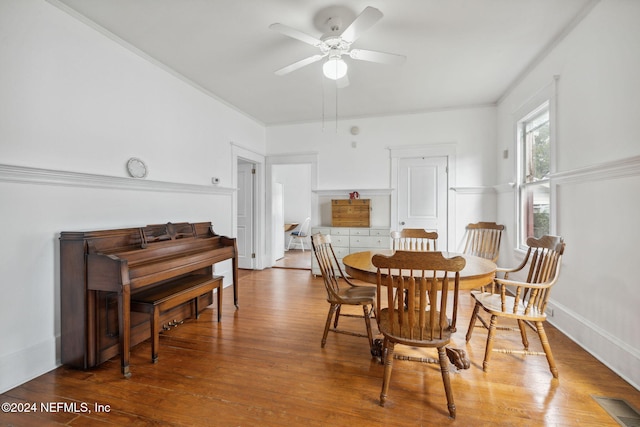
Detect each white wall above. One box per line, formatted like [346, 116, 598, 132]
[0, 0, 265, 393]
[266, 106, 498, 245]
[272, 164, 312, 225]
[495, 0, 640, 388]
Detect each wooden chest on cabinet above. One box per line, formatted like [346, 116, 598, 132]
[331, 199, 370, 227]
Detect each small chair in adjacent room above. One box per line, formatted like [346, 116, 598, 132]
[287, 217, 311, 252]
[391, 228, 438, 251]
[311, 233, 376, 351]
[461, 221, 505, 263]
[465, 235, 566, 378]
[372, 250, 467, 419]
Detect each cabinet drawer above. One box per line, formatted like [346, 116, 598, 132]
[333, 247, 350, 259]
[330, 235, 350, 247]
[369, 228, 390, 237]
[349, 228, 370, 236]
[330, 228, 350, 236]
[350, 236, 389, 248]
[311, 227, 331, 236]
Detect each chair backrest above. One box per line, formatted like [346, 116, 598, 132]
[502, 235, 566, 315]
[391, 228, 438, 251]
[372, 251, 466, 343]
[297, 217, 311, 236]
[461, 222, 505, 263]
[311, 233, 350, 303]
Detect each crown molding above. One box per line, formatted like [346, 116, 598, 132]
[0, 164, 234, 195]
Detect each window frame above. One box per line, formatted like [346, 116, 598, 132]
[514, 80, 557, 251]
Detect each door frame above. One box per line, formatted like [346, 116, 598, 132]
[390, 143, 457, 251]
[232, 143, 265, 270]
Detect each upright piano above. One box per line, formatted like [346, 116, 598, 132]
[60, 221, 238, 377]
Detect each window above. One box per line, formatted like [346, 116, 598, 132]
[517, 102, 551, 249]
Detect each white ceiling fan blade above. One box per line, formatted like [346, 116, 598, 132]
[339, 6, 383, 44]
[269, 23, 324, 48]
[275, 54, 325, 76]
[349, 49, 406, 65]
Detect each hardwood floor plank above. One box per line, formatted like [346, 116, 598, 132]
[1, 268, 638, 426]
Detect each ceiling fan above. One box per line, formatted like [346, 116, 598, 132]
[269, 6, 406, 83]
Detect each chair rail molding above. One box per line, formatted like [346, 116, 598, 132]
[550, 154, 640, 185]
[0, 163, 234, 195]
[313, 188, 393, 197]
[449, 186, 496, 194]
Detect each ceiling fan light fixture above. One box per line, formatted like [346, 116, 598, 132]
[323, 57, 348, 80]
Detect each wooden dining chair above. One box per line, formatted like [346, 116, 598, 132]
[461, 221, 505, 263]
[372, 250, 466, 419]
[311, 233, 376, 351]
[391, 228, 438, 251]
[465, 235, 566, 378]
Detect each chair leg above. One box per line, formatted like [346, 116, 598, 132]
[483, 314, 498, 372]
[286, 235, 293, 250]
[322, 304, 338, 348]
[536, 321, 559, 379]
[517, 319, 529, 350]
[465, 302, 481, 342]
[334, 305, 342, 328]
[362, 304, 374, 349]
[380, 339, 395, 407]
[438, 346, 456, 419]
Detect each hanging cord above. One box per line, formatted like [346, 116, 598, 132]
[335, 73, 339, 133]
[321, 71, 325, 132]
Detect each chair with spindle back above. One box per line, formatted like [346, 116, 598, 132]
[465, 235, 566, 378]
[461, 222, 505, 263]
[372, 250, 466, 419]
[287, 217, 311, 251]
[311, 233, 376, 352]
[391, 228, 438, 251]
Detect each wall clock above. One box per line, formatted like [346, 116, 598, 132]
[126, 157, 148, 178]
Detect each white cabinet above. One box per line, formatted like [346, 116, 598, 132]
[310, 227, 391, 276]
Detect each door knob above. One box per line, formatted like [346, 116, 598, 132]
[400, 221, 405, 225]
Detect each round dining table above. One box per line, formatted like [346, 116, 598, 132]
[342, 250, 496, 289]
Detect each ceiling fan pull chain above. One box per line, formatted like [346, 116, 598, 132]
[321, 73, 326, 132]
[335, 75, 339, 133]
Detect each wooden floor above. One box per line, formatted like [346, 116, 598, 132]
[2, 268, 639, 426]
[273, 249, 311, 270]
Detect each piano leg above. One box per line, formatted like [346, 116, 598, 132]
[232, 255, 239, 309]
[118, 286, 132, 378]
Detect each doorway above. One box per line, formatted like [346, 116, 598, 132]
[271, 163, 312, 270]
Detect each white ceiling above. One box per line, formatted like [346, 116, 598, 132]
[54, 0, 596, 125]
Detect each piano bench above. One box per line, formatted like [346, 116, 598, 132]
[131, 274, 223, 364]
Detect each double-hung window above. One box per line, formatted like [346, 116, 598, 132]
[517, 102, 551, 249]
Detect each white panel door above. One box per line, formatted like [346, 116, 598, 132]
[237, 162, 254, 269]
[398, 156, 448, 249]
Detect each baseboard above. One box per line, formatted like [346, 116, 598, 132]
[546, 299, 640, 391]
[0, 337, 59, 394]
